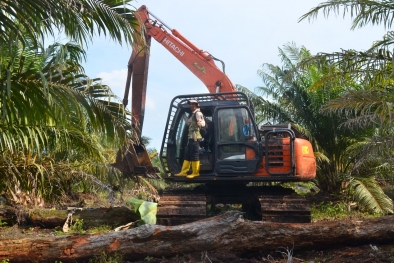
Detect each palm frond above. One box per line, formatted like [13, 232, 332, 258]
[321, 86, 394, 128]
[0, 0, 139, 48]
[299, 0, 394, 30]
[348, 176, 393, 214]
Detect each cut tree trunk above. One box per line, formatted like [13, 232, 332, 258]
[1, 211, 394, 262]
[0, 206, 140, 228]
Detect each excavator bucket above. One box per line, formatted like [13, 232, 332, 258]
[112, 22, 161, 179]
[112, 140, 161, 179]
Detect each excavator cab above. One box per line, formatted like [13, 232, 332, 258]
[160, 92, 263, 181]
[159, 91, 316, 183]
[156, 92, 314, 225]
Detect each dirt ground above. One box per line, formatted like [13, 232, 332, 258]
[124, 191, 394, 262]
[126, 244, 394, 263]
[1, 192, 394, 262]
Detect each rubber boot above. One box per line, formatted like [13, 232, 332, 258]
[186, 161, 200, 179]
[174, 160, 190, 176]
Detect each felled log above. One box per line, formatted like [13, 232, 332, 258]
[0, 207, 15, 225]
[0, 206, 140, 228]
[1, 211, 394, 262]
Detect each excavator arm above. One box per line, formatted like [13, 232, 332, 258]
[134, 5, 236, 94]
[127, 4, 237, 137]
[114, 5, 236, 178]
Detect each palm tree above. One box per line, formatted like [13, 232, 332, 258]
[0, 0, 140, 129]
[0, 0, 149, 205]
[0, 40, 132, 204]
[299, 0, 394, 128]
[239, 43, 392, 214]
[297, 0, 394, 213]
[299, 0, 394, 154]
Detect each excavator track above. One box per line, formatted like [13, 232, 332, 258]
[156, 189, 207, 226]
[249, 186, 311, 223]
[259, 193, 311, 223]
[156, 186, 311, 225]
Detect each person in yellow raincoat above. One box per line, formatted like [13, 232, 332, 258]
[174, 99, 205, 179]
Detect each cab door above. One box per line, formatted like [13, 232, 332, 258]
[214, 106, 262, 176]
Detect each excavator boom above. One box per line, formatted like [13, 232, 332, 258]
[135, 5, 236, 94]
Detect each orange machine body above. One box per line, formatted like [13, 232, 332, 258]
[254, 138, 316, 180]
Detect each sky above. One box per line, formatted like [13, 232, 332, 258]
[82, 0, 387, 151]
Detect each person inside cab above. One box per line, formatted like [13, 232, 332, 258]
[174, 99, 205, 179]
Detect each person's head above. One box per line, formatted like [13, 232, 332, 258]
[187, 99, 199, 110]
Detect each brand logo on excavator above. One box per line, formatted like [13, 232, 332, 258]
[163, 38, 184, 56]
[193, 62, 206, 74]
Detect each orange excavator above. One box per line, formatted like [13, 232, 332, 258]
[115, 5, 316, 225]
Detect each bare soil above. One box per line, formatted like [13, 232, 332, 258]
[128, 245, 394, 263]
[1, 192, 394, 263]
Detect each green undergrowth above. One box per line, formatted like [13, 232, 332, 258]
[54, 219, 112, 235]
[0, 219, 7, 227]
[52, 196, 157, 236]
[88, 251, 123, 263]
[311, 201, 380, 222]
[87, 224, 112, 234]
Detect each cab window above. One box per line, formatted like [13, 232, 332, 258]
[217, 108, 257, 160]
[218, 108, 256, 142]
[175, 113, 188, 159]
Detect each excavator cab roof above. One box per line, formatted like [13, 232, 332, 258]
[172, 92, 254, 113]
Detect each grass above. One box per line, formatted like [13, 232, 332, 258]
[277, 246, 294, 263]
[71, 219, 86, 234]
[54, 219, 112, 235]
[88, 251, 123, 263]
[0, 219, 7, 227]
[87, 225, 112, 234]
[311, 201, 348, 221]
[311, 201, 380, 222]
